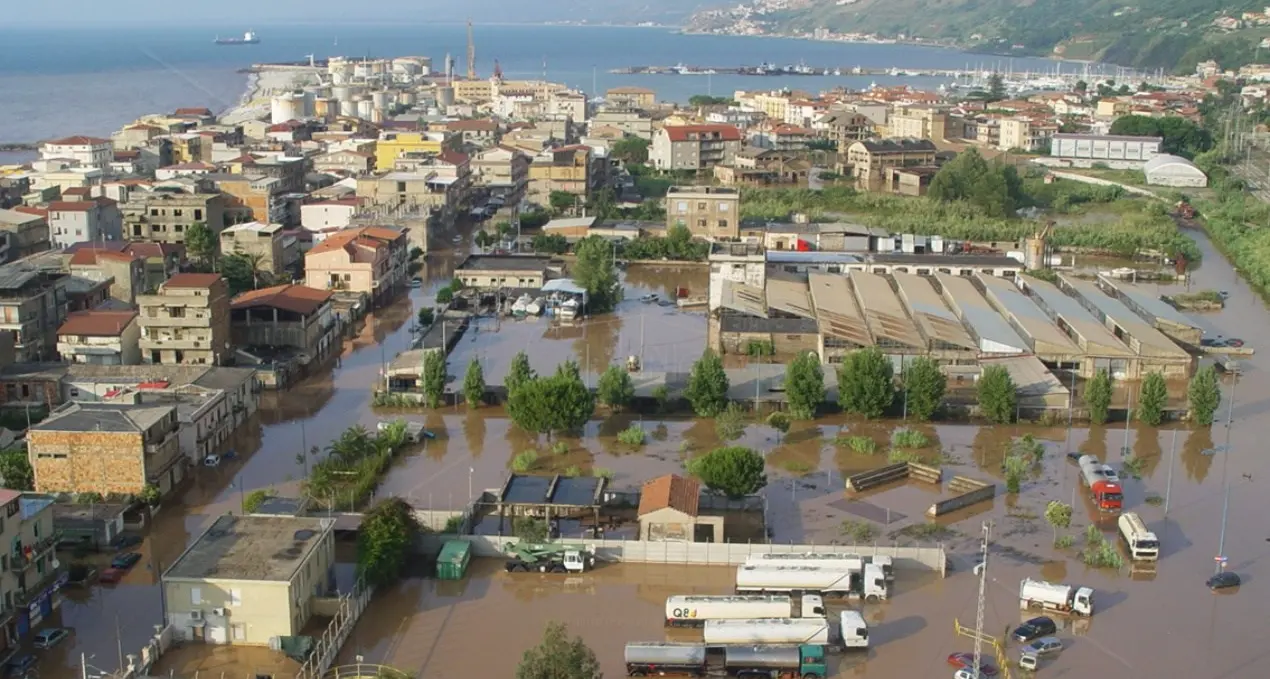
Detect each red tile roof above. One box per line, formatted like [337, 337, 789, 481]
[174, 107, 213, 116]
[45, 135, 110, 146]
[124, 242, 184, 259]
[11, 206, 47, 218]
[231, 284, 332, 315]
[48, 198, 115, 213]
[162, 273, 223, 289]
[308, 225, 404, 256]
[439, 150, 469, 166]
[63, 187, 92, 197]
[69, 248, 137, 266]
[638, 474, 700, 517]
[447, 119, 499, 132]
[58, 310, 138, 337]
[662, 124, 742, 143]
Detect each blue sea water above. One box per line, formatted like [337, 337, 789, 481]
[0, 23, 1066, 144]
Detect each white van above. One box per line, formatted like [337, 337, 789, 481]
[1117, 512, 1160, 561]
[839, 610, 869, 649]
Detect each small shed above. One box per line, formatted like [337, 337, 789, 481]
[436, 539, 472, 580]
[52, 502, 129, 550]
[637, 474, 724, 542]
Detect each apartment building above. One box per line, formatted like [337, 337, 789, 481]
[0, 491, 64, 659]
[651, 125, 742, 172]
[0, 266, 70, 362]
[843, 139, 938, 192]
[28, 401, 184, 496]
[0, 209, 52, 260]
[591, 109, 654, 140]
[999, 118, 1057, 152]
[121, 189, 227, 245]
[47, 198, 123, 248]
[605, 86, 656, 109]
[887, 108, 948, 141]
[230, 284, 337, 363]
[40, 136, 112, 170]
[220, 222, 285, 276]
[205, 174, 286, 225]
[313, 150, 374, 175]
[527, 145, 594, 205]
[67, 247, 145, 304]
[444, 119, 502, 148]
[163, 514, 335, 645]
[665, 186, 741, 240]
[137, 273, 232, 366]
[304, 226, 408, 305]
[374, 131, 449, 170]
[817, 109, 874, 151]
[56, 310, 142, 365]
[471, 146, 530, 199]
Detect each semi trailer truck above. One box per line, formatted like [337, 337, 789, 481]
[664, 594, 825, 627]
[735, 564, 888, 602]
[1019, 578, 1094, 616]
[503, 541, 596, 573]
[1077, 455, 1123, 512]
[704, 618, 834, 648]
[744, 553, 895, 582]
[624, 642, 826, 678]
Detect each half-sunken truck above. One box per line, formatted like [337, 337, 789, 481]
[624, 643, 826, 678]
[1019, 578, 1094, 616]
[664, 594, 825, 627]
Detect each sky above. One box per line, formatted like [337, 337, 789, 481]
[5, 0, 703, 27]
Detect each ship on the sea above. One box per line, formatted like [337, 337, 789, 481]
[214, 31, 260, 45]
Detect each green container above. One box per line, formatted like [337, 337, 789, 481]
[436, 539, 472, 580]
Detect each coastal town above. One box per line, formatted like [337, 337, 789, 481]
[0, 22, 1268, 679]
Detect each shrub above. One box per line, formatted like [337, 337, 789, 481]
[715, 402, 747, 441]
[512, 450, 539, 472]
[887, 449, 923, 464]
[443, 515, 464, 533]
[551, 441, 570, 455]
[242, 489, 273, 513]
[617, 425, 646, 446]
[891, 429, 929, 449]
[841, 520, 878, 542]
[685, 446, 767, 497]
[1055, 534, 1074, 548]
[842, 435, 877, 455]
[591, 467, 615, 480]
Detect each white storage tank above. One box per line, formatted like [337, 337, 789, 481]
[371, 90, 392, 110]
[356, 98, 375, 120]
[665, 595, 791, 627]
[270, 93, 304, 124]
[398, 91, 417, 106]
[353, 62, 372, 79]
[436, 86, 455, 107]
[704, 618, 831, 646]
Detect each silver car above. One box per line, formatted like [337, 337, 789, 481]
[1023, 636, 1063, 656]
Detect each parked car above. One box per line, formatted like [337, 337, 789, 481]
[32, 628, 70, 650]
[110, 552, 142, 571]
[1207, 571, 1241, 591]
[5, 655, 35, 678]
[1012, 616, 1057, 643]
[111, 534, 143, 551]
[98, 567, 125, 584]
[1022, 636, 1063, 657]
[946, 653, 998, 676]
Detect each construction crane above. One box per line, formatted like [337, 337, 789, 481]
[466, 20, 476, 80]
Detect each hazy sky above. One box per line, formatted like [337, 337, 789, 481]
[6, 0, 692, 27]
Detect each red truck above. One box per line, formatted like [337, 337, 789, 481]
[1078, 455, 1123, 512]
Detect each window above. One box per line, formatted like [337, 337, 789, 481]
[150, 209, 160, 217]
[229, 588, 242, 605]
[718, 202, 731, 212]
[170, 308, 185, 318]
[697, 202, 706, 210]
[717, 219, 728, 228]
[697, 219, 706, 227]
[191, 587, 202, 604]
[173, 209, 183, 217]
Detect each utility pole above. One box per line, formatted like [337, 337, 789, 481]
[972, 521, 992, 679]
[466, 20, 476, 80]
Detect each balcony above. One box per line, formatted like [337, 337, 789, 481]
[14, 569, 68, 608]
[9, 533, 60, 573]
[141, 337, 207, 350]
[145, 430, 178, 454]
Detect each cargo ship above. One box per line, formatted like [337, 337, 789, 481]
[214, 31, 260, 45]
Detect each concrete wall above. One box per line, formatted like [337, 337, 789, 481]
[165, 580, 291, 645]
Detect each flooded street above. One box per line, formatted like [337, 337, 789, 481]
[43, 227, 1270, 679]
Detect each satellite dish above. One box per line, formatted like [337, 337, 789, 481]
[51, 559, 60, 570]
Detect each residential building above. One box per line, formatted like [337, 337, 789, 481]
[887, 108, 947, 141]
[122, 189, 227, 245]
[527, 145, 594, 206]
[56, 310, 142, 365]
[304, 226, 408, 305]
[67, 247, 145, 304]
[244, 156, 307, 194]
[300, 199, 359, 231]
[471, 146, 530, 199]
[665, 186, 741, 240]
[650, 125, 742, 172]
[374, 131, 448, 170]
[230, 284, 338, 363]
[444, 119, 501, 148]
[123, 242, 185, 292]
[220, 222, 285, 276]
[749, 124, 813, 152]
[0, 209, 52, 260]
[205, 174, 287, 225]
[155, 162, 217, 181]
[843, 139, 938, 192]
[28, 401, 184, 496]
[605, 87, 657, 109]
[0, 265, 70, 362]
[590, 110, 654, 140]
[313, 150, 374, 175]
[455, 255, 555, 289]
[103, 383, 235, 465]
[549, 90, 588, 122]
[1048, 133, 1162, 169]
[0, 492, 64, 657]
[47, 198, 122, 248]
[162, 514, 335, 645]
[40, 136, 112, 170]
[999, 118, 1056, 152]
[137, 273, 232, 366]
[818, 109, 874, 151]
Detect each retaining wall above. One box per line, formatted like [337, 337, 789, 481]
[417, 534, 947, 576]
[927, 476, 997, 518]
[845, 461, 942, 492]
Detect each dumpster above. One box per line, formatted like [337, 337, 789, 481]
[437, 539, 471, 580]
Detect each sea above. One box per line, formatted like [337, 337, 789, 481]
[0, 23, 1070, 148]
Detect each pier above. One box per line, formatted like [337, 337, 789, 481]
[609, 64, 1096, 82]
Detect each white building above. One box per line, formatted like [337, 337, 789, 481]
[1143, 154, 1208, 188]
[155, 162, 217, 181]
[48, 197, 123, 247]
[1047, 133, 1162, 169]
[40, 136, 113, 170]
[300, 199, 359, 231]
[56, 310, 142, 365]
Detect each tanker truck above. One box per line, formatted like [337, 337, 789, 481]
[624, 642, 826, 678]
[1077, 455, 1123, 512]
[745, 553, 894, 582]
[735, 564, 888, 602]
[664, 594, 825, 627]
[1019, 578, 1094, 616]
[703, 615, 868, 652]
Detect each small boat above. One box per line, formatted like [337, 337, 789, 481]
[558, 298, 580, 321]
[639, 293, 659, 304]
[410, 277, 423, 288]
[511, 294, 533, 318]
[526, 297, 544, 316]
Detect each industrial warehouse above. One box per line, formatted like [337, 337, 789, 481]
[707, 242, 1203, 406]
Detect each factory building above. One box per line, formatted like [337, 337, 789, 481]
[1095, 275, 1203, 349]
[1055, 274, 1193, 378]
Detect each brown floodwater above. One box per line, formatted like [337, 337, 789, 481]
[45, 229, 1270, 679]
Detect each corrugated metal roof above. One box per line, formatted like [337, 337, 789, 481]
[808, 273, 872, 347]
[892, 273, 976, 350]
[849, 271, 924, 349]
[719, 280, 767, 318]
[765, 277, 816, 319]
[1097, 276, 1200, 330]
[935, 274, 1028, 354]
[1019, 275, 1134, 357]
[1058, 275, 1189, 359]
[981, 355, 1070, 399]
[977, 274, 1081, 355]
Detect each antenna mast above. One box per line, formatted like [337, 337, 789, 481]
[973, 521, 992, 679]
[466, 20, 476, 80]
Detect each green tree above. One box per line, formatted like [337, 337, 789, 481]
[1187, 364, 1222, 426]
[685, 349, 730, 417]
[597, 364, 635, 410]
[1137, 371, 1168, 426]
[506, 351, 536, 398]
[185, 222, 218, 265]
[0, 447, 33, 491]
[242, 488, 272, 513]
[436, 286, 454, 304]
[903, 357, 946, 421]
[1085, 369, 1113, 425]
[512, 517, 549, 543]
[837, 348, 895, 419]
[784, 351, 825, 420]
[474, 230, 494, 250]
[463, 357, 486, 408]
[516, 622, 601, 679]
[611, 136, 651, 164]
[531, 233, 569, 254]
[987, 72, 1006, 101]
[219, 253, 268, 296]
[572, 235, 621, 313]
[138, 483, 161, 506]
[977, 365, 1017, 424]
[549, 191, 578, 214]
[422, 350, 447, 409]
[688, 95, 735, 107]
[357, 497, 421, 587]
[1109, 114, 1213, 158]
[928, 148, 1020, 219]
[1045, 499, 1073, 544]
[685, 446, 767, 498]
[417, 307, 435, 327]
[507, 364, 595, 439]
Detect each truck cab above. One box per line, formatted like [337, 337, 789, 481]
[1072, 587, 1094, 616]
[839, 610, 869, 649]
[799, 594, 826, 618]
[861, 563, 888, 602]
[797, 644, 827, 677]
